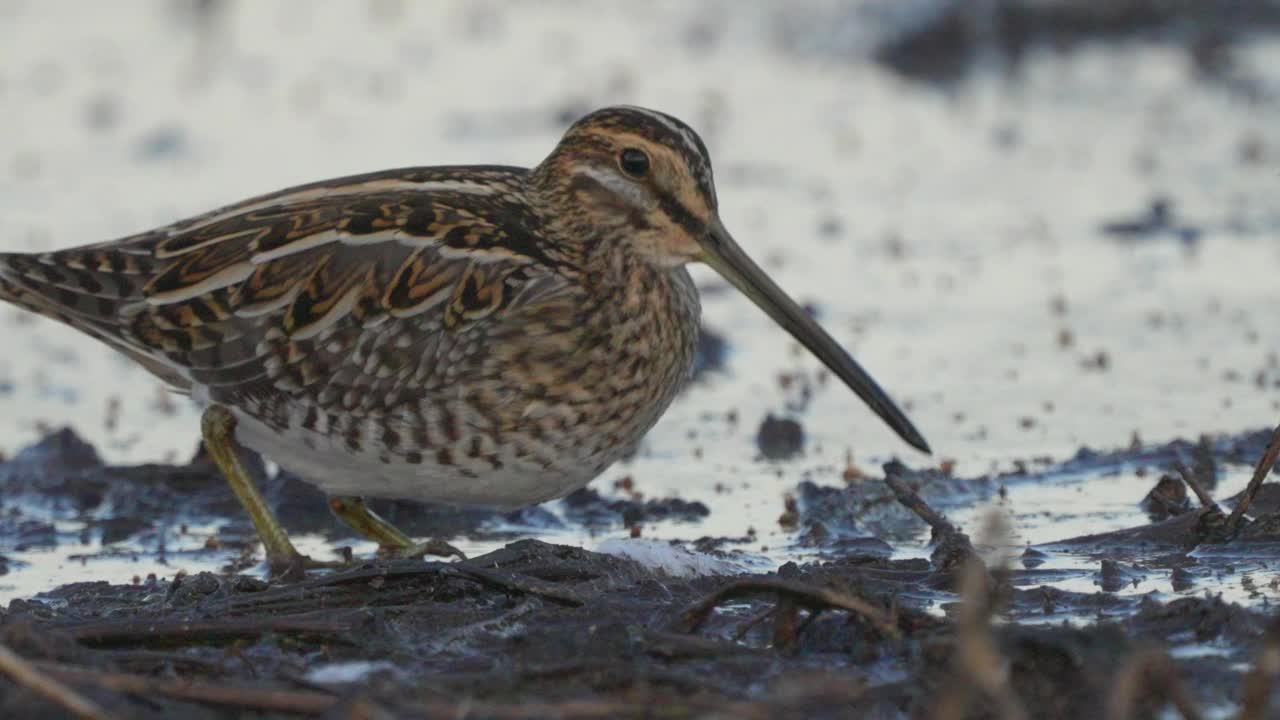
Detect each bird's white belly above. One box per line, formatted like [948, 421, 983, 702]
[196, 390, 609, 509]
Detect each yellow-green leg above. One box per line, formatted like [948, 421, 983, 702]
[328, 496, 466, 560]
[201, 405, 335, 578]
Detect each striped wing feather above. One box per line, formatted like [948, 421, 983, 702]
[0, 168, 573, 409]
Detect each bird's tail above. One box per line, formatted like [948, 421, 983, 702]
[0, 252, 76, 325]
[0, 249, 133, 331]
[0, 249, 190, 389]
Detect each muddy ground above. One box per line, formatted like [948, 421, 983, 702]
[3, 0, 1280, 718]
[1, 425, 1280, 718]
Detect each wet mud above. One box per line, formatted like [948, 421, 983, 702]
[3, 0, 1280, 717]
[863, 0, 1280, 86]
[2, 427, 1280, 717]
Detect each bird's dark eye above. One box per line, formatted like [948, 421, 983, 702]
[619, 148, 650, 178]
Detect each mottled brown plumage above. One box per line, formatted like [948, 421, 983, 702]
[0, 106, 928, 574]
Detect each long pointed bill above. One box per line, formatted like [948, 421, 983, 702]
[699, 218, 931, 454]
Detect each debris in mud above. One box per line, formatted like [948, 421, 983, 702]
[0, 535, 1274, 718]
[560, 486, 709, 529]
[1141, 473, 1190, 521]
[1020, 547, 1047, 569]
[1100, 197, 1202, 247]
[1170, 565, 1195, 592]
[1224, 422, 1280, 540]
[692, 322, 728, 380]
[594, 538, 749, 578]
[883, 461, 978, 577]
[1097, 558, 1145, 592]
[0, 427, 103, 498]
[795, 463, 993, 543]
[1080, 349, 1111, 372]
[756, 414, 805, 460]
[860, 0, 1280, 86]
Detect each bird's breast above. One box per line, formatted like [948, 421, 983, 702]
[490, 262, 701, 461]
[214, 263, 701, 507]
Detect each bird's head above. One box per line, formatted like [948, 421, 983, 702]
[534, 106, 931, 453]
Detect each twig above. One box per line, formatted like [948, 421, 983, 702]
[1241, 616, 1280, 720]
[731, 606, 777, 642]
[35, 661, 845, 719]
[883, 461, 960, 534]
[61, 611, 364, 647]
[1103, 647, 1202, 720]
[678, 578, 898, 639]
[1227, 422, 1280, 537]
[217, 560, 581, 615]
[930, 681, 978, 720]
[1173, 455, 1220, 512]
[415, 697, 771, 720]
[35, 662, 337, 715]
[959, 559, 1025, 720]
[1172, 456, 1231, 543]
[639, 629, 761, 660]
[0, 643, 116, 720]
[932, 558, 1026, 720]
[884, 461, 977, 572]
[931, 508, 1023, 720]
[91, 649, 224, 674]
[770, 597, 803, 650]
[449, 563, 584, 606]
[49, 563, 582, 654]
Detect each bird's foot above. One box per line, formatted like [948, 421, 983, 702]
[378, 538, 467, 561]
[266, 550, 349, 581]
[264, 545, 355, 579]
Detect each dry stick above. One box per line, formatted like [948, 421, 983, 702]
[1103, 648, 1203, 720]
[1240, 616, 1280, 720]
[770, 597, 802, 649]
[883, 464, 960, 535]
[218, 560, 582, 614]
[35, 662, 337, 715]
[415, 697, 770, 720]
[62, 611, 363, 646]
[38, 662, 788, 720]
[968, 517, 1023, 720]
[930, 683, 978, 720]
[326, 697, 391, 720]
[1173, 455, 1220, 513]
[91, 649, 224, 674]
[731, 605, 778, 642]
[932, 548, 1026, 720]
[884, 462, 978, 574]
[449, 563, 584, 606]
[639, 629, 760, 659]
[1226, 422, 1280, 537]
[0, 643, 116, 720]
[679, 578, 899, 639]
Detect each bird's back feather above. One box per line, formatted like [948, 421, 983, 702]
[0, 165, 573, 401]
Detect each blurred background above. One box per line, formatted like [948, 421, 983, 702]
[3, 0, 1280, 579]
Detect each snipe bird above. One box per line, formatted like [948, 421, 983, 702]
[0, 106, 930, 576]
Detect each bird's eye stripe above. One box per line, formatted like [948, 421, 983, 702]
[656, 191, 702, 238]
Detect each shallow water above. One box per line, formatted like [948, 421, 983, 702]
[2, 1, 1280, 617]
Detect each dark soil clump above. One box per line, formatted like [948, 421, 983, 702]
[2, 429, 1280, 717]
[756, 414, 805, 460]
[0, 537, 1272, 718]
